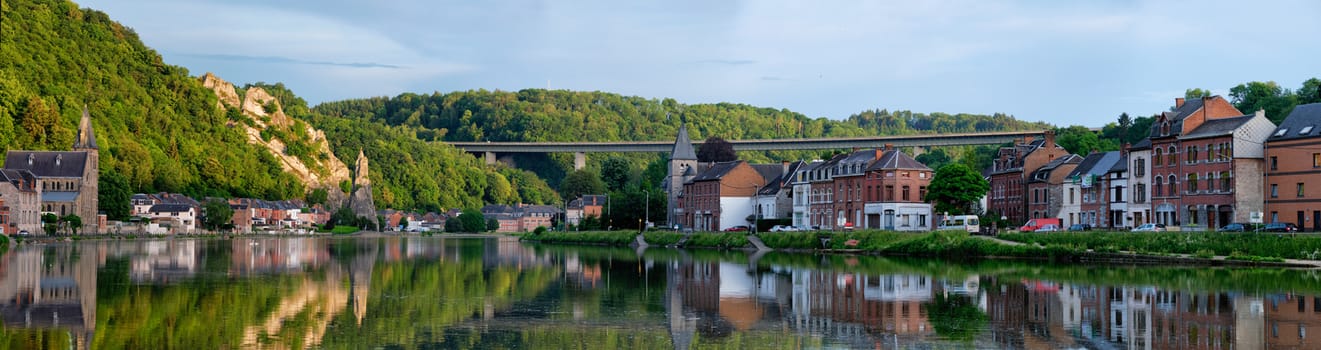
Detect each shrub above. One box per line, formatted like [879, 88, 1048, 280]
[644, 232, 684, 245]
[685, 233, 750, 249]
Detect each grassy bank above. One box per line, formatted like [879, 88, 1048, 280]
[999, 231, 1321, 261]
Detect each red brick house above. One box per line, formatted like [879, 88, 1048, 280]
[680, 161, 770, 231]
[988, 131, 1067, 224]
[1266, 103, 1321, 230]
[863, 146, 934, 231]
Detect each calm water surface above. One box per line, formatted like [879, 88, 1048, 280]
[2, 236, 1320, 349]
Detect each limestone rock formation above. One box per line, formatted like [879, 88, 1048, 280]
[348, 149, 378, 230]
[200, 73, 352, 208]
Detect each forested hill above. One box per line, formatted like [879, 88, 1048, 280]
[0, 0, 305, 199]
[0, 0, 559, 213]
[313, 90, 1053, 144]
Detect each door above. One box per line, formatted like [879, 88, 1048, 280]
[884, 210, 895, 230]
[1314, 211, 1320, 232]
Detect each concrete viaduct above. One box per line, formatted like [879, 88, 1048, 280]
[450, 130, 1047, 169]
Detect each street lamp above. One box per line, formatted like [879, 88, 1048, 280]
[642, 190, 650, 233]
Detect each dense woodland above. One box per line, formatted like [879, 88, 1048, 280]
[4, 0, 1318, 214]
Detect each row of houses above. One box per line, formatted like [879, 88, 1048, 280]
[993, 97, 1321, 231]
[668, 126, 936, 231]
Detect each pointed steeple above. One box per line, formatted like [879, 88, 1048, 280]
[671, 124, 697, 160]
[74, 105, 98, 150]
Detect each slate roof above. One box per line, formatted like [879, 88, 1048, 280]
[671, 124, 697, 160]
[568, 194, 608, 209]
[1028, 154, 1082, 183]
[691, 161, 742, 182]
[0, 169, 36, 192]
[1269, 103, 1321, 142]
[749, 164, 785, 183]
[4, 151, 88, 178]
[1108, 154, 1129, 173]
[1150, 97, 1207, 138]
[1180, 114, 1255, 140]
[149, 204, 194, 213]
[523, 205, 561, 214]
[1066, 151, 1122, 180]
[42, 191, 78, 202]
[867, 150, 930, 171]
[1130, 138, 1152, 150]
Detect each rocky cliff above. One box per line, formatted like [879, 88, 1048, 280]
[348, 148, 378, 230]
[201, 73, 351, 208]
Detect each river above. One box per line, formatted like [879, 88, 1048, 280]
[0, 235, 1318, 349]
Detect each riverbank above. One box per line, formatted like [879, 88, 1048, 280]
[520, 229, 1321, 268]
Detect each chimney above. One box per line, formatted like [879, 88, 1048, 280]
[1122, 142, 1131, 154]
[884, 143, 894, 152]
[1256, 109, 1266, 119]
[1044, 130, 1056, 148]
[852, 147, 860, 152]
[1175, 98, 1185, 108]
[781, 160, 790, 175]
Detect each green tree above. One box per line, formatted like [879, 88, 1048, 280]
[484, 172, 515, 204]
[599, 157, 633, 192]
[914, 148, 953, 170]
[202, 200, 234, 231]
[559, 170, 606, 201]
[486, 217, 500, 232]
[1116, 113, 1132, 141]
[99, 171, 133, 221]
[459, 208, 486, 233]
[444, 217, 462, 233]
[697, 136, 737, 162]
[1054, 126, 1117, 155]
[1184, 88, 1212, 100]
[925, 163, 989, 215]
[1229, 81, 1298, 124]
[305, 188, 329, 207]
[41, 213, 59, 236]
[60, 215, 82, 235]
[1299, 78, 1321, 105]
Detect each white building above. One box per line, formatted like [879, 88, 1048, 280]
[1126, 140, 1153, 228]
[790, 161, 822, 229]
[145, 203, 196, 234]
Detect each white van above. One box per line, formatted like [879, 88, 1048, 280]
[938, 215, 980, 233]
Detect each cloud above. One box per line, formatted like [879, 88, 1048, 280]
[182, 54, 403, 69]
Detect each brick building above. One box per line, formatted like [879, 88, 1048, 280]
[862, 146, 933, 231]
[1265, 103, 1321, 230]
[679, 161, 769, 231]
[1025, 154, 1081, 221]
[988, 131, 1068, 225]
[1147, 96, 1256, 228]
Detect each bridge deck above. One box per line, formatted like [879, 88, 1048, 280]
[450, 131, 1045, 153]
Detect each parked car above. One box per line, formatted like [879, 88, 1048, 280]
[1217, 223, 1254, 232]
[723, 226, 749, 232]
[1067, 224, 1092, 231]
[1263, 222, 1299, 233]
[1020, 218, 1063, 232]
[1131, 223, 1166, 232]
[1035, 224, 1061, 232]
[768, 225, 798, 232]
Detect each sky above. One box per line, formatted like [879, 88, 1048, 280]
[80, 0, 1321, 127]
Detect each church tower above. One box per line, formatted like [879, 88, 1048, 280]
[666, 124, 698, 228]
[74, 105, 99, 233]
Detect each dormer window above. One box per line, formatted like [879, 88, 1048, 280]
[26, 154, 33, 166]
[1302, 126, 1314, 135]
[1276, 128, 1289, 137]
[1162, 122, 1170, 135]
[55, 154, 61, 166]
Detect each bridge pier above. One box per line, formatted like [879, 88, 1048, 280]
[484, 151, 496, 166]
[910, 146, 926, 157]
[574, 152, 586, 170]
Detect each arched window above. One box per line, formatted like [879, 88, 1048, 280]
[1167, 146, 1177, 165]
[1167, 175, 1177, 196]
[1154, 148, 1163, 166]
[1155, 177, 1164, 197]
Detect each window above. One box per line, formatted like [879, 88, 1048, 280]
[1135, 158, 1145, 176]
[1154, 177, 1163, 197]
[1220, 171, 1230, 192]
[1271, 156, 1279, 171]
[1314, 153, 1321, 168]
[1167, 175, 1177, 196]
[1206, 172, 1215, 192]
[1187, 146, 1198, 163]
[1206, 144, 1213, 162]
[885, 185, 894, 201]
[1271, 184, 1279, 198]
[902, 186, 910, 201]
[1303, 126, 1315, 135]
[1276, 128, 1289, 137]
[1299, 183, 1306, 198]
[1155, 149, 1163, 166]
[1167, 146, 1177, 165]
[1187, 174, 1198, 193]
[919, 186, 927, 200]
[1069, 188, 1075, 204]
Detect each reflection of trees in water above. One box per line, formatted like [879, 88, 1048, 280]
[928, 293, 988, 341]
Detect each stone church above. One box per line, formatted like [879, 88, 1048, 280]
[3, 106, 100, 234]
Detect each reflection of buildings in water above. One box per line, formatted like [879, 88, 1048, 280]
[1235, 296, 1264, 350]
[1149, 291, 1235, 350]
[1265, 294, 1321, 350]
[1104, 287, 1153, 350]
[229, 238, 331, 275]
[0, 246, 99, 349]
[128, 240, 198, 283]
